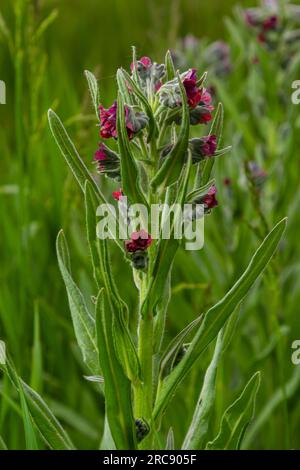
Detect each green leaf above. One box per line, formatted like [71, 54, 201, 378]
[209, 102, 224, 146]
[47, 109, 107, 204]
[160, 314, 203, 379]
[243, 367, 300, 449]
[116, 93, 147, 205]
[96, 289, 137, 450]
[143, 153, 192, 317]
[150, 73, 190, 190]
[19, 380, 39, 450]
[186, 179, 215, 203]
[165, 50, 176, 81]
[56, 230, 99, 374]
[153, 218, 287, 420]
[0, 435, 7, 450]
[21, 381, 75, 450]
[84, 70, 100, 118]
[85, 181, 141, 383]
[30, 302, 42, 393]
[166, 428, 175, 450]
[206, 372, 261, 450]
[201, 103, 225, 185]
[182, 329, 224, 450]
[117, 68, 157, 142]
[1, 355, 75, 450]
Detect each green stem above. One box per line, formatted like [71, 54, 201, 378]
[135, 274, 154, 449]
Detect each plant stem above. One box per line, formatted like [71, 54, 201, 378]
[135, 273, 154, 449]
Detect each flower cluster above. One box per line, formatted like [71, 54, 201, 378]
[125, 230, 153, 271]
[245, 9, 279, 45]
[131, 56, 165, 94]
[159, 68, 214, 125]
[99, 101, 148, 140]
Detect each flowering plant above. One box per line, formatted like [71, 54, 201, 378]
[1, 48, 286, 451]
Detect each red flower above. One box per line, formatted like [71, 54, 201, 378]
[262, 15, 278, 32]
[125, 230, 152, 253]
[94, 142, 120, 180]
[189, 135, 217, 163]
[112, 189, 123, 201]
[183, 69, 202, 108]
[130, 56, 152, 73]
[199, 135, 217, 157]
[202, 185, 218, 210]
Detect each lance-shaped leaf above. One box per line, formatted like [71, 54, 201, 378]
[165, 50, 176, 81]
[182, 329, 225, 450]
[153, 218, 287, 420]
[166, 428, 175, 450]
[116, 92, 147, 206]
[160, 314, 203, 379]
[48, 109, 102, 198]
[142, 154, 192, 317]
[0, 435, 7, 450]
[96, 289, 137, 450]
[84, 70, 100, 118]
[206, 371, 261, 450]
[186, 179, 215, 203]
[150, 73, 190, 190]
[117, 68, 157, 142]
[85, 181, 141, 383]
[1, 356, 75, 450]
[201, 102, 225, 185]
[56, 230, 99, 374]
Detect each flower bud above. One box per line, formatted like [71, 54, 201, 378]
[94, 143, 120, 180]
[189, 135, 217, 163]
[99, 101, 148, 140]
[135, 418, 150, 442]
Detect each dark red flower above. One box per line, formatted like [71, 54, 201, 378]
[94, 142, 120, 180]
[183, 69, 202, 108]
[130, 56, 152, 73]
[99, 101, 148, 140]
[262, 15, 278, 32]
[112, 189, 123, 201]
[223, 177, 232, 187]
[99, 102, 118, 139]
[202, 185, 218, 211]
[125, 230, 152, 253]
[199, 135, 217, 157]
[189, 135, 217, 163]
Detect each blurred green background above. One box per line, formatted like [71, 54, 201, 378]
[1, 0, 300, 450]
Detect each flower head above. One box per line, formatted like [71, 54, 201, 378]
[189, 135, 217, 163]
[125, 230, 152, 253]
[202, 185, 218, 211]
[131, 56, 165, 94]
[94, 142, 120, 180]
[112, 189, 123, 201]
[99, 101, 148, 140]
